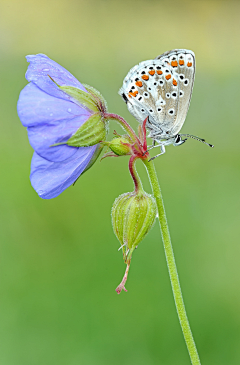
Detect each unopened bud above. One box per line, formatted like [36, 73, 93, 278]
[112, 191, 157, 262]
[108, 135, 132, 156]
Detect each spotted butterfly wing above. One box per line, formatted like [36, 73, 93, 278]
[155, 49, 195, 136]
[119, 49, 195, 140]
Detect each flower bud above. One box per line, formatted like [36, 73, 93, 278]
[107, 135, 132, 156]
[112, 191, 157, 262]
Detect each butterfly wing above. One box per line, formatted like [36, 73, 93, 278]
[155, 49, 195, 136]
[119, 59, 181, 139]
[119, 49, 195, 139]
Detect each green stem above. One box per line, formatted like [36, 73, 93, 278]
[142, 159, 201, 365]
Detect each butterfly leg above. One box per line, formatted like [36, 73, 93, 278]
[142, 143, 162, 156]
[148, 145, 166, 161]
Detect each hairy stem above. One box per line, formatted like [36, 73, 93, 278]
[142, 159, 201, 365]
[104, 113, 139, 143]
[115, 261, 131, 294]
[129, 156, 143, 193]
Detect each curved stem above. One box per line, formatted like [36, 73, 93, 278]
[104, 113, 139, 143]
[142, 159, 201, 365]
[107, 113, 200, 363]
[129, 156, 143, 193]
[115, 260, 131, 294]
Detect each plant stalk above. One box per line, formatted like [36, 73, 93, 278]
[108, 112, 200, 363]
[104, 113, 140, 143]
[142, 159, 201, 365]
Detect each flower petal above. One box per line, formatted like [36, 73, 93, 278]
[30, 145, 98, 199]
[26, 54, 87, 101]
[18, 82, 91, 162]
[27, 116, 90, 162]
[18, 82, 90, 127]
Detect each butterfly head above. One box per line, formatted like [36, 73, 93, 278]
[173, 134, 186, 147]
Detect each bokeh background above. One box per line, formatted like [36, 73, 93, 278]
[1, 0, 240, 364]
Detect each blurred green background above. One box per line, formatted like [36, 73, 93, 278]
[1, 0, 240, 364]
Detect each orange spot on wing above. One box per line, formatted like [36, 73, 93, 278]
[142, 75, 149, 81]
[148, 70, 155, 76]
[173, 78, 177, 86]
[179, 60, 184, 66]
[135, 81, 143, 87]
[187, 62, 192, 67]
[165, 74, 171, 80]
[171, 60, 178, 67]
[129, 91, 138, 97]
[157, 70, 163, 75]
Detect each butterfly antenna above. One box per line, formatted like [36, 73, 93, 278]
[180, 134, 214, 148]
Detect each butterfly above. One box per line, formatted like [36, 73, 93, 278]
[119, 49, 213, 160]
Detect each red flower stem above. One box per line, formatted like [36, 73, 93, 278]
[129, 155, 143, 193]
[115, 260, 131, 294]
[104, 113, 140, 144]
[142, 117, 148, 151]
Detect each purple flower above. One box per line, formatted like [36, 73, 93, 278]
[17, 54, 105, 199]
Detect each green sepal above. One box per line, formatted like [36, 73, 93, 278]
[73, 144, 104, 186]
[82, 84, 108, 112]
[66, 113, 106, 147]
[59, 85, 99, 113]
[82, 144, 103, 174]
[48, 77, 99, 113]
